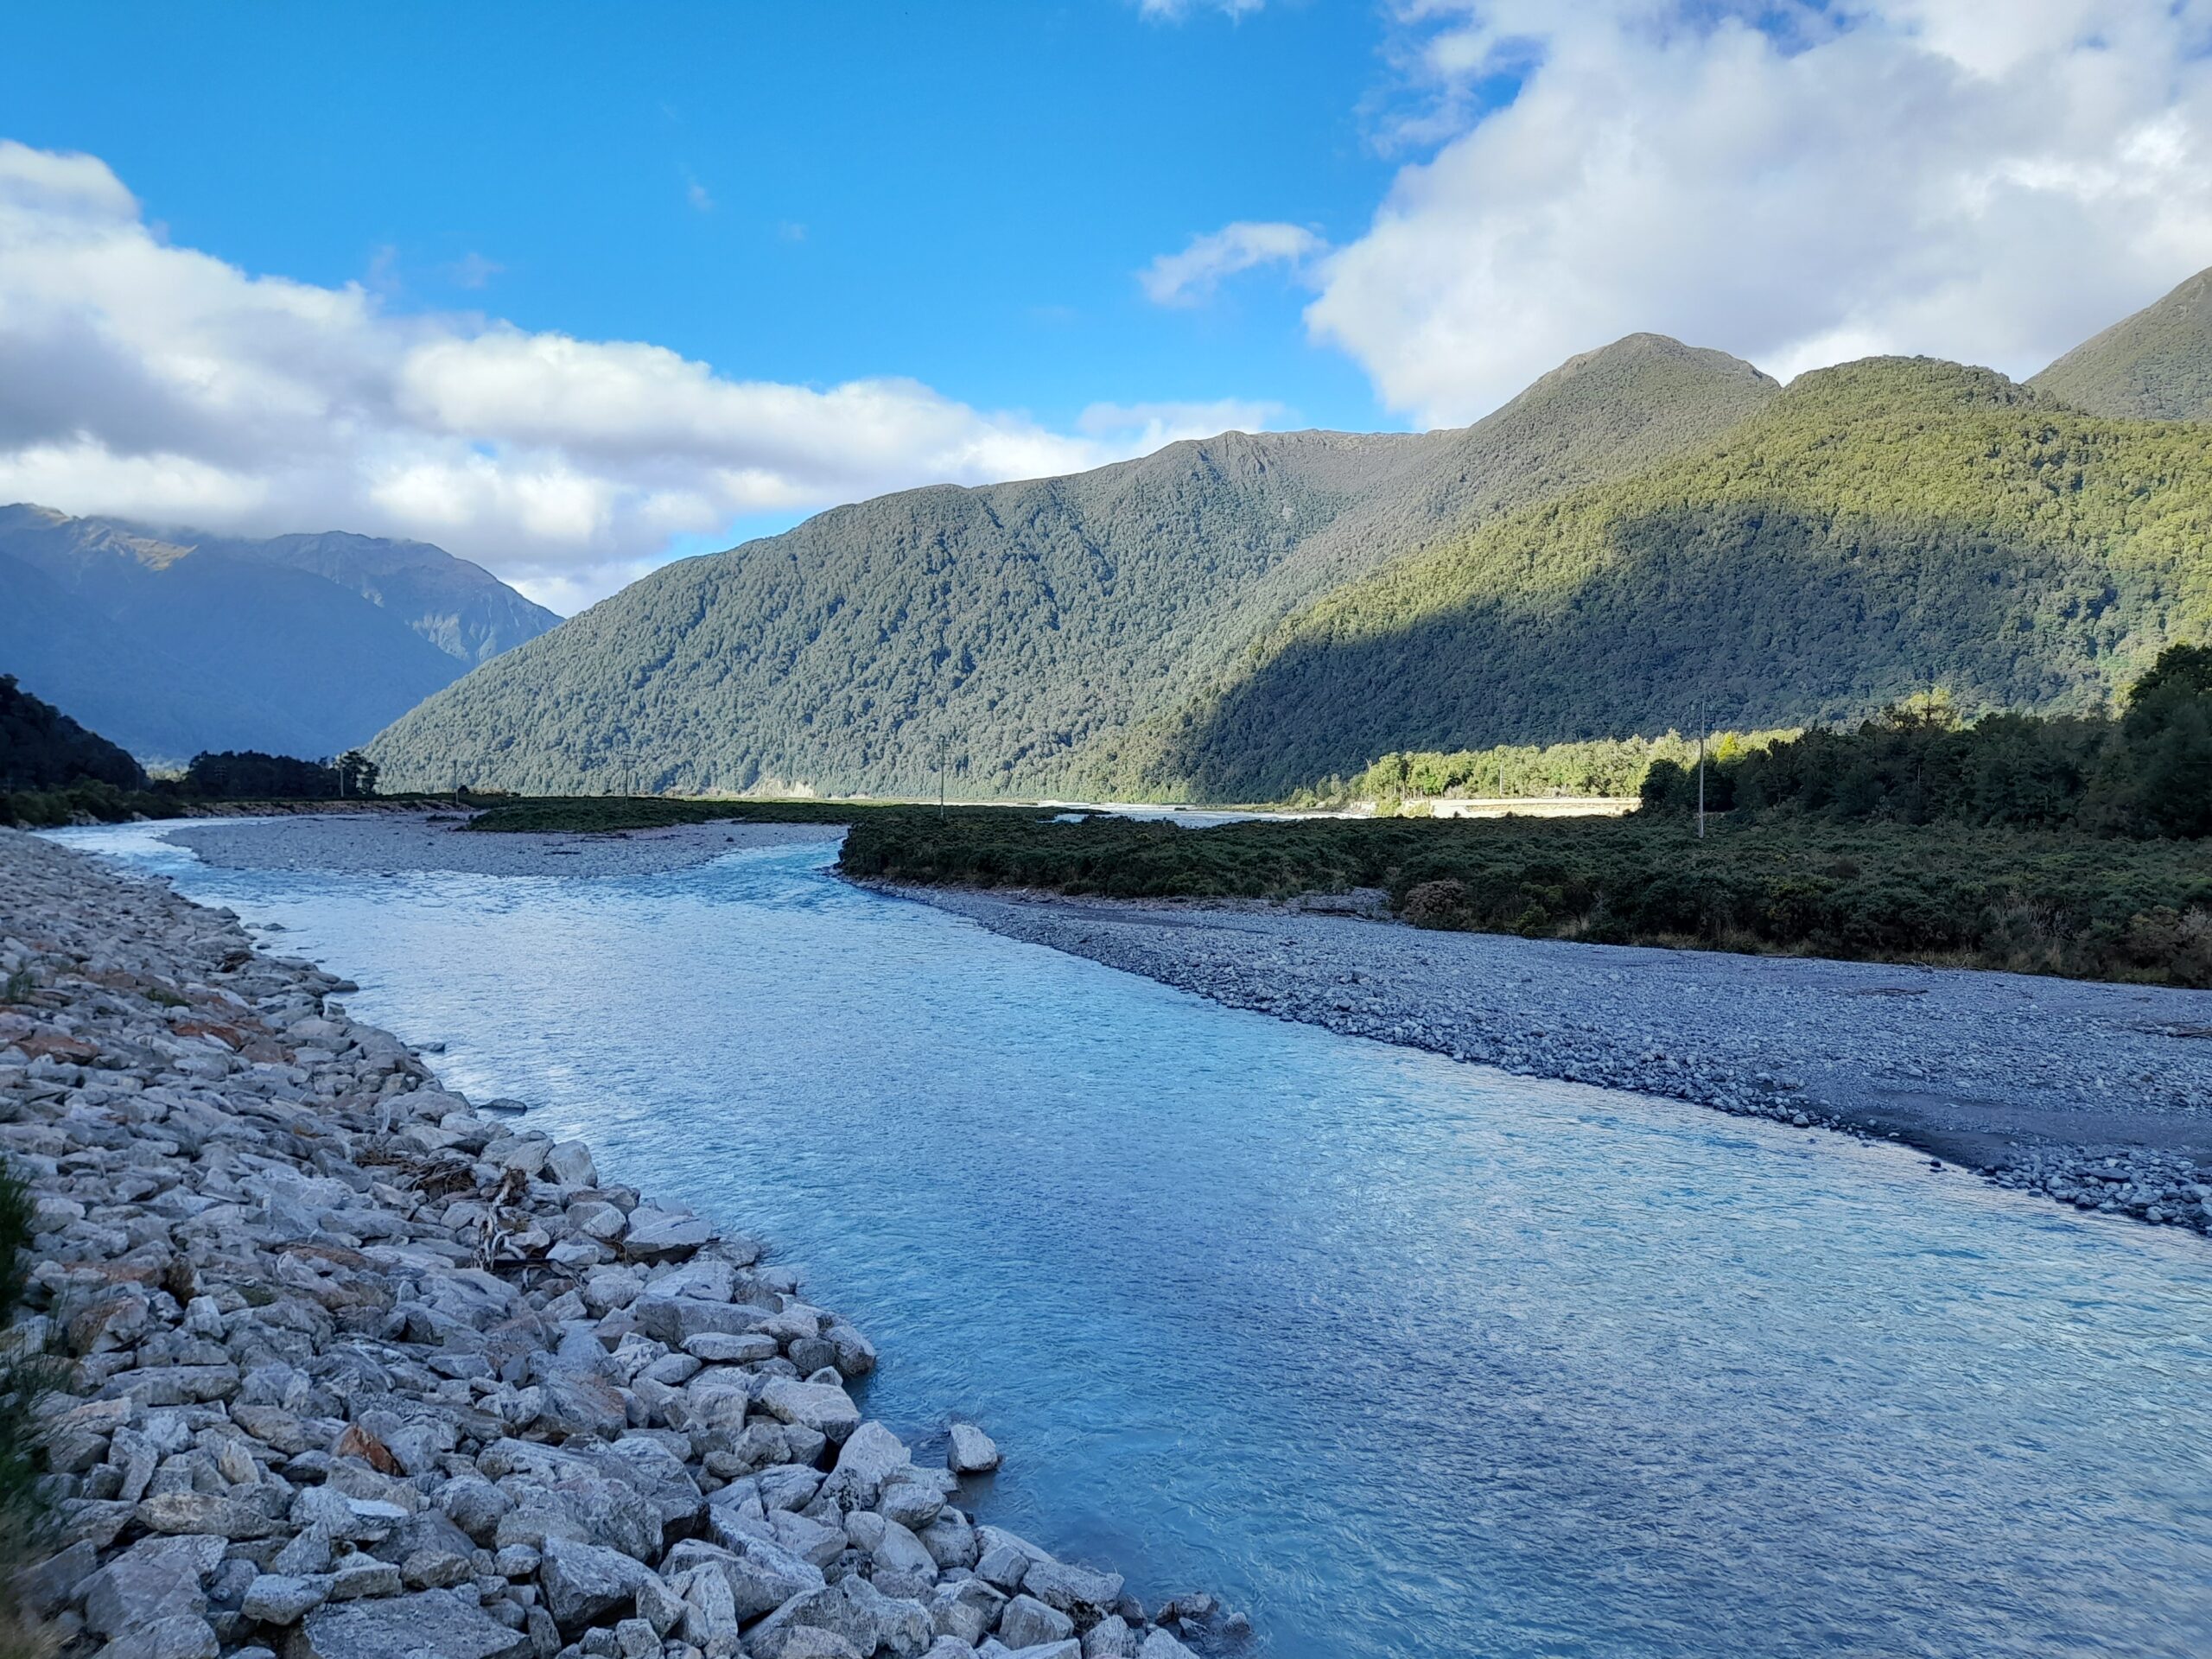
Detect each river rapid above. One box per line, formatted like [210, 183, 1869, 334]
[59, 825, 2212, 1659]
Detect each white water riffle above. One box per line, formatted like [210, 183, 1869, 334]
[63, 826, 2212, 1659]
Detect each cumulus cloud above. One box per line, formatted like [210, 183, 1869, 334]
[0, 141, 1270, 610]
[1304, 0, 2212, 425]
[1139, 220, 1326, 306]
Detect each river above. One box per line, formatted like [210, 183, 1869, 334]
[58, 825, 2212, 1659]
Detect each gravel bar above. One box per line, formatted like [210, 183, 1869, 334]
[166, 814, 842, 880]
[893, 884, 2212, 1239]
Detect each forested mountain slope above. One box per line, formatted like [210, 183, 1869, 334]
[2031, 264, 2212, 420]
[1119, 359, 2212, 800]
[0, 505, 557, 762]
[368, 334, 1777, 796]
[0, 673, 145, 791]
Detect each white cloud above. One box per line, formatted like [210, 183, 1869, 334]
[448, 251, 502, 289]
[0, 141, 1268, 610]
[1137, 0, 1264, 19]
[1303, 0, 2212, 425]
[1140, 220, 1326, 306]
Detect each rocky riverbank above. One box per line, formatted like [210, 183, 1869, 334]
[3, 827, 1217, 1659]
[895, 886, 2212, 1242]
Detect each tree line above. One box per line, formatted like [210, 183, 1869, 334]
[1641, 645, 2212, 837]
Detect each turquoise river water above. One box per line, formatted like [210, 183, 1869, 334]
[59, 827, 2212, 1659]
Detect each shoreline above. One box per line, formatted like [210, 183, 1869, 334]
[88, 807, 2212, 1243]
[884, 882, 2212, 1240]
[3, 825, 1214, 1659]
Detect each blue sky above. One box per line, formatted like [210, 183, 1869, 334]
[10, 2, 1398, 434]
[5, 2, 2210, 609]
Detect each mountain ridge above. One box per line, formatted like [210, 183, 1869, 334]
[367, 333, 1779, 796]
[2031, 265, 2212, 420]
[0, 505, 559, 763]
[1109, 355, 2212, 798]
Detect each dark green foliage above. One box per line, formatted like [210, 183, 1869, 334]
[2117, 645, 2212, 836]
[335, 751, 380, 799]
[0, 674, 146, 792]
[837, 810, 2212, 986]
[371, 336, 1779, 798]
[0, 1160, 55, 1646]
[1124, 359, 2212, 801]
[2031, 267, 2212, 421]
[1636, 648, 2212, 838]
[1331, 728, 1796, 807]
[184, 751, 341, 799]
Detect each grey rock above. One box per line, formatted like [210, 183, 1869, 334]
[683, 1332, 779, 1363]
[877, 1477, 944, 1531]
[927, 1576, 1006, 1645]
[1082, 1615, 1137, 1657]
[81, 1534, 226, 1637]
[830, 1421, 912, 1504]
[537, 1535, 653, 1628]
[750, 1575, 933, 1659]
[771, 1631, 865, 1659]
[290, 1586, 533, 1659]
[441, 1476, 516, 1544]
[327, 1558, 404, 1600]
[18, 1535, 98, 1615]
[544, 1141, 598, 1188]
[663, 1533, 827, 1623]
[757, 1378, 861, 1445]
[851, 1514, 938, 1587]
[621, 1209, 715, 1263]
[633, 1572, 686, 1637]
[630, 1294, 756, 1348]
[136, 1490, 286, 1539]
[914, 1510, 978, 1572]
[974, 1543, 1032, 1594]
[243, 1573, 332, 1624]
[945, 1424, 999, 1474]
[401, 1547, 474, 1589]
[1136, 1631, 1198, 1659]
[1023, 1560, 1123, 1623]
[96, 1612, 220, 1659]
[671, 1557, 741, 1655]
[1000, 1594, 1075, 1648]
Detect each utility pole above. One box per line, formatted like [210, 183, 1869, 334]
[938, 735, 948, 822]
[1695, 700, 1707, 841]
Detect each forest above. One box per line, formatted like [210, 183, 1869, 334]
[1122, 358, 2212, 800]
[1641, 646, 2212, 838]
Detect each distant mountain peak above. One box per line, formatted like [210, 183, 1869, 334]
[2031, 265, 2212, 421]
[0, 505, 560, 763]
